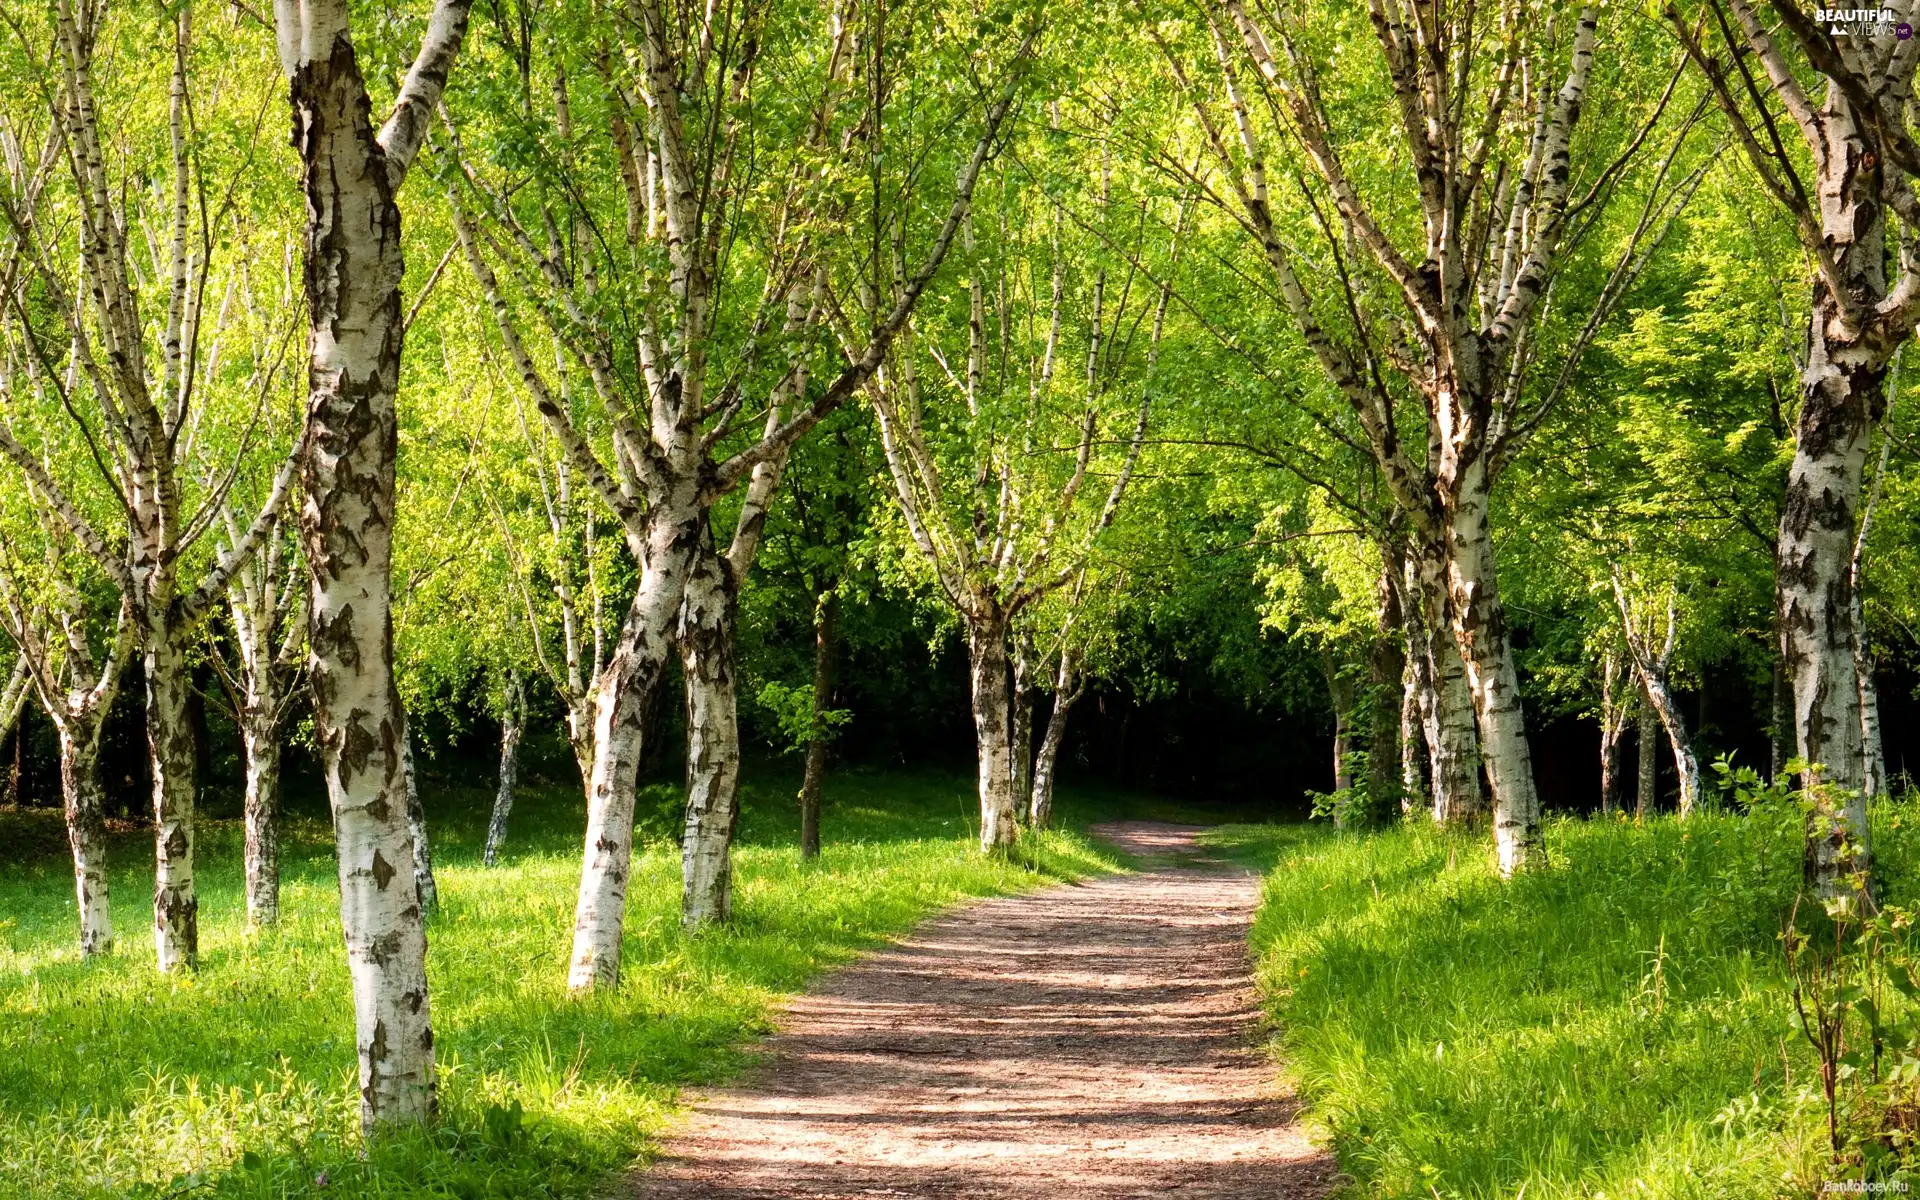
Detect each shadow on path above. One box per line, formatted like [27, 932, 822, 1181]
[620, 821, 1334, 1199]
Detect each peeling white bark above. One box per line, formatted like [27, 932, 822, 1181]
[277, 0, 473, 1134]
[679, 541, 740, 927]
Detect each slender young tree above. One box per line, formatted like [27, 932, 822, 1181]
[0, 540, 133, 957]
[484, 666, 525, 866]
[273, 0, 475, 1134]
[1612, 569, 1703, 816]
[208, 503, 305, 928]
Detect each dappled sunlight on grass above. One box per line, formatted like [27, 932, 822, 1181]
[1204, 808, 1920, 1198]
[0, 769, 1121, 1198]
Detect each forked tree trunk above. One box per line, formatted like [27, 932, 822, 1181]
[798, 592, 837, 860]
[680, 543, 742, 928]
[241, 706, 281, 928]
[1408, 545, 1484, 825]
[1443, 463, 1541, 874]
[967, 615, 1018, 851]
[401, 728, 437, 913]
[566, 501, 700, 990]
[57, 722, 114, 957]
[1635, 664, 1701, 817]
[1009, 634, 1035, 818]
[1637, 693, 1657, 818]
[484, 670, 524, 867]
[146, 629, 198, 971]
[281, 0, 472, 1129]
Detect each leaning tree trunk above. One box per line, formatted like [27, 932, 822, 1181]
[57, 720, 114, 957]
[566, 498, 700, 990]
[401, 727, 437, 913]
[967, 613, 1019, 851]
[1636, 663, 1702, 817]
[680, 543, 742, 928]
[483, 670, 524, 867]
[1029, 652, 1083, 830]
[1636, 692, 1657, 819]
[241, 703, 282, 928]
[287, 29, 442, 1134]
[146, 625, 198, 971]
[1443, 461, 1541, 874]
[1407, 543, 1484, 825]
[797, 592, 837, 860]
[1009, 634, 1035, 819]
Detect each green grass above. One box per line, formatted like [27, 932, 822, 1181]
[0, 766, 1121, 1199]
[1207, 800, 1920, 1200]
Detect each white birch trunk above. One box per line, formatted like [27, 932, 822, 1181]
[566, 498, 700, 990]
[679, 543, 740, 928]
[1029, 650, 1083, 830]
[968, 616, 1018, 851]
[401, 727, 436, 913]
[1324, 658, 1357, 814]
[484, 670, 524, 866]
[1009, 634, 1035, 818]
[1445, 463, 1540, 874]
[279, 0, 474, 1132]
[1408, 542, 1484, 825]
[146, 629, 198, 970]
[1637, 668, 1702, 817]
[1598, 649, 1629, 816]
[58, 721, 114, 957]
[242, 707, 282, 928]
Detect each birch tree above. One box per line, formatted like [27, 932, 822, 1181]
[450, 0, 1037, 969]
[0, 1, 302, 970]
[1157, 1, 1701, 871]
[1611, 568, 1703, 816]
[0, 532, 133, 957]
[208, 502, 305, 928]
[1664, 0, 1920, 894]
[273, 0, 475, 1134]
[865, 145, 1177, 850]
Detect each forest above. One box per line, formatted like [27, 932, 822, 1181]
[1, 0, 1917, 1196]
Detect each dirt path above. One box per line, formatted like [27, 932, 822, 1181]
[622, 821, 1334, 1199]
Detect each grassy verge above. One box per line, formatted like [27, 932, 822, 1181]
[1207, 800, 1920, 1199]
[0, 767, 1120, 1199]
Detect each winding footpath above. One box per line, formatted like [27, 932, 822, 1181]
[623, 821, 1334, 1199]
